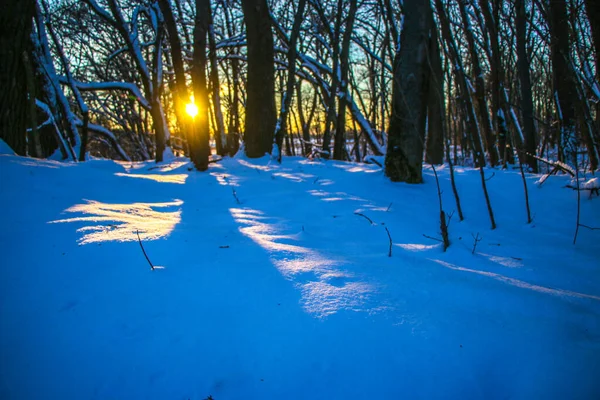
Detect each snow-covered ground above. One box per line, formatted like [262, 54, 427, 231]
[1, 148, 599, 399]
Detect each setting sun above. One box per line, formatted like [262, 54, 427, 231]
[185, 102, 198, 118]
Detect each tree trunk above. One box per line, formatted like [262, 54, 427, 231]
[425, 18, 444, 165]
[190, 0, 212, 170]
[0, 0, 35, 155]
[241, 0, 276, 158]
[385, 0, 433, 183]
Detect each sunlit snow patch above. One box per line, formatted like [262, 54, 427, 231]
[50, 199, 182, 244]
[114, 172, 188, 184]
[231, 207, 379, 317]
[396, 243, 440, 252]
[431, 259, 600, 301]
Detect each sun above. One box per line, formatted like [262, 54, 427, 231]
[185, 102, 198, 118]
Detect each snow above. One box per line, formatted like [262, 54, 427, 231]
[0, 139, 15, 155]
[1, 153, 600, 399]
[584, 177, 599, 190]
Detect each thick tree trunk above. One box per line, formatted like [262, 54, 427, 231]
[241, 0, 276, 158]
[425, 20, 444, 165]
[516, 0, 538, 172]
[0, 0, 35, 155]
[385, 0, 433, 183]
[190, 0, 212, 170]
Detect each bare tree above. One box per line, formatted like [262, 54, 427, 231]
[385, 0, 433, 183]
[0, 0, 36, 155]
[241, 0, 276, 157]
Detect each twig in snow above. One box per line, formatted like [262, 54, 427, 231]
[386, 202, 393, 212]
[432, 164, 450, 251]
[136, 230, 155, 270]
[423, 234, 443, 243]
[385, 227, 392, 257]
[579, 224, 600, 231]
[484, 172, 496, 181]
[313, 177, 320, 184]
[446, 210, 455, 228]
[471, 232, 482, 254]
[232, 188, 241, 204]
[354, 212, 374, 225]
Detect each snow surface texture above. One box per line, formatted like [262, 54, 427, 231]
[1, 152, 599, 399]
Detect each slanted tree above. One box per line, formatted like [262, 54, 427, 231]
[385, 0, 434, 183]
[241, 0, 276, 158]
[0, 0, 36, 155]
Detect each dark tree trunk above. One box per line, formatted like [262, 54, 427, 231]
[385, 0, 433, 183]
[190, 0, 212, 170]
[241, 0, 276, 158]
[0, 0, 35, 155]
[516, 0, 538, 172]
[425, 19, 444, 165]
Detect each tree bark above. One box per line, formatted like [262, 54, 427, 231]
[425, 18, 444, 165]
[385, 0, 433, 183]
[190, 0, 212, 170]
[0, 0, 35, 155]
[241, 0, 276, 158]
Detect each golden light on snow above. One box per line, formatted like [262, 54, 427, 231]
[114, 172, 188, 184]
[230, 207, 379, 317]
[50, 199, 183, 244]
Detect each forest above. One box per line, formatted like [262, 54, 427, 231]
[1, 0, 600, 399]
[1, 0, 598, 177]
